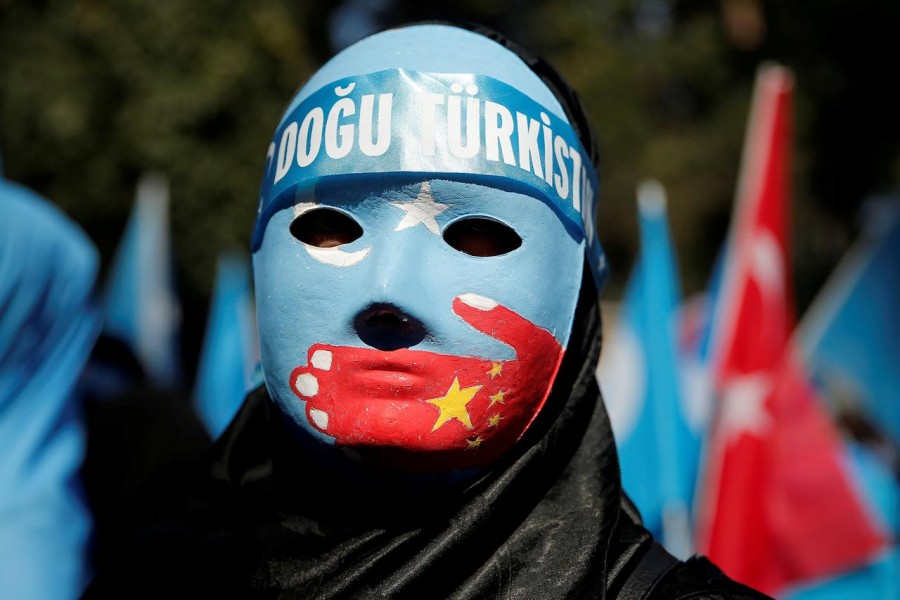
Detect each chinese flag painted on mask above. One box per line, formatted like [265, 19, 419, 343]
[694, 64, 887, 595]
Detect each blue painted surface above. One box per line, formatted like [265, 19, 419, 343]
[254, 177, 583, 446]
[253, 25, 591, 455]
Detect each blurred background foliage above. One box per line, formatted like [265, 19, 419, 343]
[1, 0, 898, 375]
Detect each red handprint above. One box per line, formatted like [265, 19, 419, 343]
[289, 293, 564, 471]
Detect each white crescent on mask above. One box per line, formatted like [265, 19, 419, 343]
[305, 244, 371, 267]
[293, 202, 371, 267]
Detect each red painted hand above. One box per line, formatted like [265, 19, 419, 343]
[289, 294, 563, 471]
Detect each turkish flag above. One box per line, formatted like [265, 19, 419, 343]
[694, 65, 886, 595]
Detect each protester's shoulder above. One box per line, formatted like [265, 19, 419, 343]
[649, 555, 773, 600]
[608, 515, 769, 599]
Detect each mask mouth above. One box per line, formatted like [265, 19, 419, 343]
[354, 303, 427, 350]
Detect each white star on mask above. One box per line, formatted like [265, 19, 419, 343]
[390, 181, 448, 235]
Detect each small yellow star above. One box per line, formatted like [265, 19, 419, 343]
[466, 436, 484, 449]
[488, 414, 504, 428]
[427, 377, 481, 431]
[487, 362, 503, 379]
[488, 390, 506, 407]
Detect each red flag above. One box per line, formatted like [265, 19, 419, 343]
[694, 64, 886, 595]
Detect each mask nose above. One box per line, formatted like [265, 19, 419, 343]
[354, 303, 427, 350]
[354, 232, 432, 350]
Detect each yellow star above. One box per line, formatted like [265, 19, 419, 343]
[488, 390, 506, 407]
[427, 377, 481, 432]
[466, 436, 484, 449]
[488, 414, 504, 428]
[487, 362, 503, 379]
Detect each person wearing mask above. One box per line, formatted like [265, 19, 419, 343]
[87, 23, 769, 599]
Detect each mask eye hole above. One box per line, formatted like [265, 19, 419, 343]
[443, 217, 522, 257]
[291, 208, 363, 248]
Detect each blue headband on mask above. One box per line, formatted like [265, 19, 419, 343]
[252, 26, 608, 288]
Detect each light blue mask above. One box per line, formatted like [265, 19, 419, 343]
[252, 25, 605, 473]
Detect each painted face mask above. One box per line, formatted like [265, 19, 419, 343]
[252, 25, 606, 473]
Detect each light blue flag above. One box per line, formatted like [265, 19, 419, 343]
[103, 173, 181, 388]
[597, 180, 700, 557]
[786, 199, 900, 598]
[0, 174, 99, 599]
[193, 252, 259, 437]
[674, 248, 724, 468]
[797, 200, 900, 444]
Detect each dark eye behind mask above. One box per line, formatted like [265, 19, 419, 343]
[443, 217, 522, 257]
[291, 208, 363, 248]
